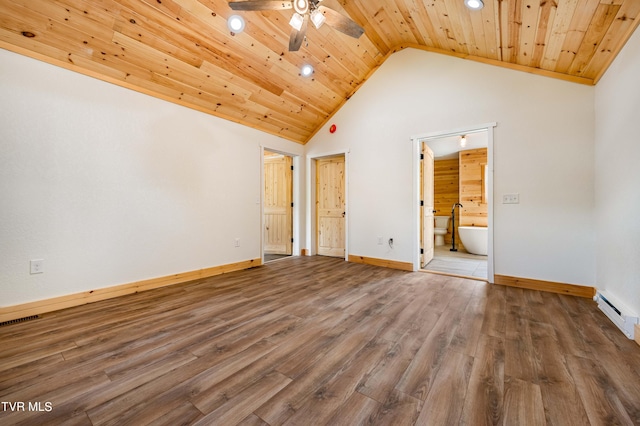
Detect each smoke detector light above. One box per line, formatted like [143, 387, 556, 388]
[227, 15, 245, 33]
[460, 135, 467, 147]
[464, 0, 484, 10]
[301, 64, 314, 77]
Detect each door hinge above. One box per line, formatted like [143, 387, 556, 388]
[291, 238, 294, 243]
[291, 165, 294, 171]
[291, 202, 294, 208]
[420, 153, 424, 160]
[420, 248, 424, 254]
[420, 200, 424, 207]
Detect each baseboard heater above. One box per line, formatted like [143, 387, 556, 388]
[594, 291, 638, 339]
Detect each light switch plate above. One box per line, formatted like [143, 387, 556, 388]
[30, 259, 44, 274]
[502, 193, 520, 204]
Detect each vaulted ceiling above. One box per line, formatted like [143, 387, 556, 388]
[1, 0, 639, 144]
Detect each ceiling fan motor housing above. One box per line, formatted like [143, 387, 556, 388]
[294, 0, 308, 14]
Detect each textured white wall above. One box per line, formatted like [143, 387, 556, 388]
[595, 28, 640, 315]
[0, 49, 303, 307]
[1, 43, 607, 309]
[306, 48, 596, 286]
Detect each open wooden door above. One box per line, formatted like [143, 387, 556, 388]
[316, 156, 345, 257]
[422, 143, 435, 267]
[264, 151, 292, 255]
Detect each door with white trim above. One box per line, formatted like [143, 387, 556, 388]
[422, 143, 435, 267]
[264, 151, 293, 255]
[316, 156, 345, 257]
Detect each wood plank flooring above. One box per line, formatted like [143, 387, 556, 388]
[1, 256, 639, 425]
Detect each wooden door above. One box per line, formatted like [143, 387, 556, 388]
[264, 152, 292, 255]
[316, 156, 345, 257]
[422, 144, 435, 266]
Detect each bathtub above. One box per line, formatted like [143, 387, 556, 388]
[458, 226, 488, 256]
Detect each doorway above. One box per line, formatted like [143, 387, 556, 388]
[413, 124, 495, 282]
[315, 155, 346, 258]
[263, 150, 293, 263]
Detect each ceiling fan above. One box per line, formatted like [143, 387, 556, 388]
[228, 0, 365, 51]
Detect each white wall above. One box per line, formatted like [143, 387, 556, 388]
[0, 49, 303, 307]
[595, 28, 640, 315]
[306, 48, 596, 286]
[1, 42, 607, 309]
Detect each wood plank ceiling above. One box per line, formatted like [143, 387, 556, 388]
[1, 0, 639, 144]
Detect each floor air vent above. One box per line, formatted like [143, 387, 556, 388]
[594, 291, 638, 339]
[0, 315, 40, 327]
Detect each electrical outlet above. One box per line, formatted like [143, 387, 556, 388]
[234, 238, 240, 247]
[377, 236, 383, 245]
[502, 193, 520, 204]
[30, 259, 44, 274]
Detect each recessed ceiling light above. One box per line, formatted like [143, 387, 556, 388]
[227, 15, 245, 34]
[464, 0, 484, 10]
[301, 64, 314, 77]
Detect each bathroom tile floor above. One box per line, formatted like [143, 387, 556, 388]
[423, 245, 488, 279]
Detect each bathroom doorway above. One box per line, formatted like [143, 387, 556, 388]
[414, 124, 495, 282]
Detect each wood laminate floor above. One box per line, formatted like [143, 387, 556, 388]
[264, 254, 292, 263]
[1, 256, 639, 425]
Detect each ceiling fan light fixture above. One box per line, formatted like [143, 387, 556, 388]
[310, 9, 326, 29]
[227, 14, 245, 33]
[293, 0, 309, 15]
[301, 64, 314, 77]
[289, 12, 304, 31]
[464, 0, 484, 10]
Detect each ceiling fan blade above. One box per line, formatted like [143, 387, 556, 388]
[229, 1, 292, 11]
[318, 5, 364, 39]
[289, 15, 309, 51]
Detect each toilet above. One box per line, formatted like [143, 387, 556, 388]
[434, 216, 450, 246]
